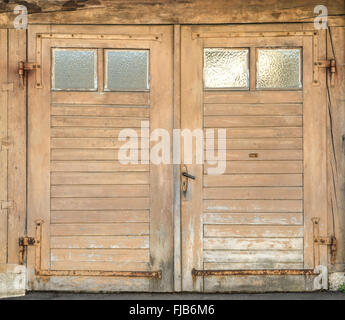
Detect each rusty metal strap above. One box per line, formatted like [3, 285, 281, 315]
[37, 270, 162, 279]
[192, 269, 318, 277]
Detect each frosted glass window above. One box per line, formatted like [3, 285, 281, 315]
[204, 48, 249, 89]
[52, 49, 97, 91]
[256, 49, 302, 89]
[105, 50, 149, 91]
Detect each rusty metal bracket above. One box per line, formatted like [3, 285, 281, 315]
[18, 61, 40, 88]
[192, 269, 318, 278]
[24, 220, 162, 279]
[19, 236, 38, 265]
[312, 217, 337, 266]
[315, 59, 336, 86]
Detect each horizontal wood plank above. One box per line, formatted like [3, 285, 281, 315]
[52, 91, 150, 105]
[204, 127, 303, 138]
[204, 225, 304, 238]
[204, 237, 303, 250]
[203, 200, 303, 212]
[51, 161, 149, 172]
[205, 138, 303, 150]
[51, 149, 150, 161]
[51, 197, 150, 210]
[204, 116, 302, 128]
[51, 128, 142, 138]
[203, 262, 304, 270]
[51, 105, 149, 117]
[204, 161, 303, 174]
[51, 138, 148, 149]
[204, 174, 303, 187]
[51, 185, 150, 198]
[51, 236, 149, 249]
[51, 210, 149, 224]
[204, 104, 302, 116]
[203, 250, 303, 263]
[51, 249, 150, 263]
[51, 261, 151, 271]
[204, 91, 303, 104]
[51, 172, 149, 185]
[52, 116, 146, 128]
[51, 223, 149, 236]
[203, 212, 303, 225]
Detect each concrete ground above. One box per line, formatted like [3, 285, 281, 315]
[4, 291, 345, 300]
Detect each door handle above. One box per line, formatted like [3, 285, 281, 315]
[181, 165, 195, 192]
[182, 172, 195, 180]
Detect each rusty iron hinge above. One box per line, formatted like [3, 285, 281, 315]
[19, 236, 38, 265]
[312, 217, 337, 265]
[315, 59, 336, 86]
[314, 235, 337, 265]
[18, 61, 40, 88]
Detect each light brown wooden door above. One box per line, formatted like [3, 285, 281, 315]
[27, 25, 174, 292]
[181, 25, 328, 292]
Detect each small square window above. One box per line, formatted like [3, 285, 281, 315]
[105, 50, 150, 91]
[52, 49, 97, 91]
[204, 48, 249, 90]
[256, 48, 302, 90]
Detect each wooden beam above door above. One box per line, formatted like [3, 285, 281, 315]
[0, 0, 344, 28]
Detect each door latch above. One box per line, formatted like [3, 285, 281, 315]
[18, 61, 40, 88]
[181, 166, 195, 193]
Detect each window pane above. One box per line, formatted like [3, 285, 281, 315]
[105, 50, 149, 91]
[204, 48, 249, 89]
[52, 49, 97, 91]
[256, 49, 302, 89]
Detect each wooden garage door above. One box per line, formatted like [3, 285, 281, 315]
[27, 25, 174, 292]
[181, 25, 327, 292]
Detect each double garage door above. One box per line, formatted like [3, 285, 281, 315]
[27, 25, 327, 292]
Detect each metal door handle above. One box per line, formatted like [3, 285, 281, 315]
[182, 172, 195, 180]
[181, 166, 195, 193]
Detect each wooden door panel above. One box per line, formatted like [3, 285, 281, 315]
[181, 25, 327, 292]
[27, 25, 173, 292]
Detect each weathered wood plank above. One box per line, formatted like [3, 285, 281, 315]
[204, 161, 303, 174]
[222, 150, 303, 161]
[51, 106, 149, 118]
[51, 249, 150, 263]
[51, 185, 150, 198]
[204, 104, 302, 116]
[7, 29, 26, 264]
[204, 225, 304, 238]
[203, 212, 303, 225]
[204, 262, 304, 270]
[0, 29, 8, 264]
[204, 238, 303, 250]
[1, 1, 343, 27]
[204, 127, 303, 138]
[51, 161, 148, 172]
[51, 197, 150, 210]
[204, 116, 302, 128]
[203, 200, 303, 213]
[51, 236, 149, 249]
[51, 138, 148, 149]
[204, 174, 303, 187]
[51, 127, 142, 138]
[51, 172, 149, 185]
[52, 116, 146, 128]
[203, 187, 303, 200]
[51, 223, 149, 236]
[51, 210, 149, 224]
[51, 261, 151, 272]
[204, 250, 303, 263]
[205, 138, 303, 150]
